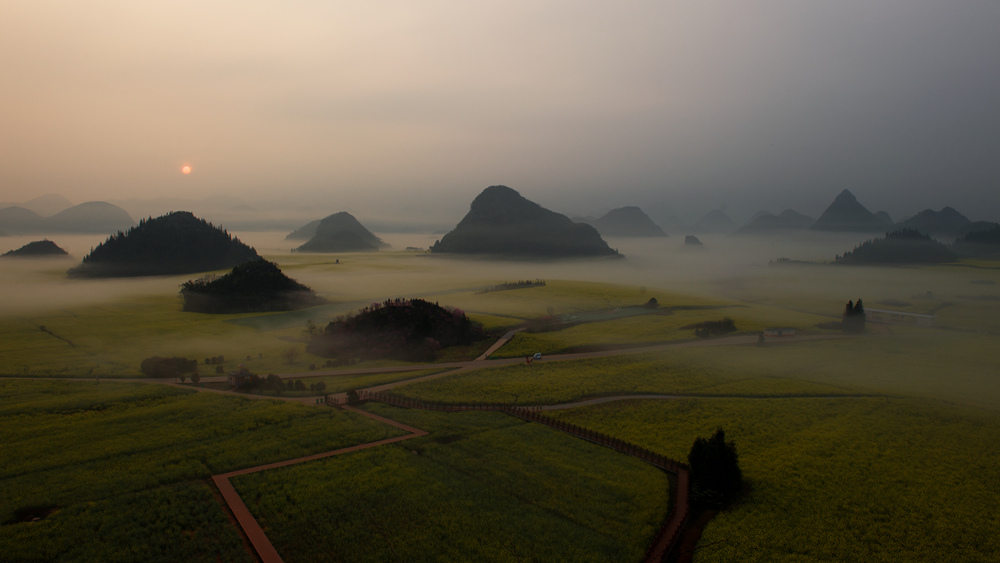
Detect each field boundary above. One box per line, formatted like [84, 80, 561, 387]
[353, 390, 690, 562]
[210, 404, 428, 563]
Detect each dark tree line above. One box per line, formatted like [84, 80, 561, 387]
[140, 356, 197, 378]
[835, 228, 956, 264]
[689, 318, 737, 338]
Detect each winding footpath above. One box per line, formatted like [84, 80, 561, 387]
[196, 331, 858, 562]
[4, 331, 860, 561]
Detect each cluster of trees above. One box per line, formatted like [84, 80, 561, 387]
[953, 224, 1000, 258]
[689, 318, 737, 338]
[67, 211, 259, 277]
[688, 427, 744, 508]
[180, 258, 325, 314]
[843, 299, 866, 333]
[477, 279, 546, 294]
[235, 373, 327, 394]
[139, 356, 197, 379]
[306, 298, 486, 362]
[835, 228, 957, 264]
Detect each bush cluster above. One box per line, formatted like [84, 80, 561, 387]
[307, 298, 485, 362]
[139, 357, 197, 378]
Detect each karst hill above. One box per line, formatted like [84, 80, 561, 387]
[294, 212, 388, 252]
[811, 190, 893, 232]
[430, 185, 620, 258]
[589, 206, 667, 237]
[2, 239, 69, 258]
[67, 211, 259, 278]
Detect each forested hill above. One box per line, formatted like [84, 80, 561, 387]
[2, 239, 69, 258]
[67, 211, 259, 278]
[180, 258, 325, 313]
[835, 228, 956, 264]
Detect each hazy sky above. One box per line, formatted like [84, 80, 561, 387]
[3, 1, 999, 222]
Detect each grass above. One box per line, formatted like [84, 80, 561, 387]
[231, 403, 671, 562]
[546, 397, 1000, 562]
[390, 352, 871, 405]
[492, 305, 834, 358]
[0, 379, 405, 561]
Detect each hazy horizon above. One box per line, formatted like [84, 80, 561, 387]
[3, 1, 999, 224]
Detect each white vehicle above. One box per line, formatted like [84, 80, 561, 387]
[533, 352, 542, 360]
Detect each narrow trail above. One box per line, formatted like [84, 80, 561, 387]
[4, 331, 868, 562]
[210, 404, 429, 563]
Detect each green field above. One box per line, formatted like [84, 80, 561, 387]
[231, 404, 671, 562]
[4, 248, 1000, 561]
[546, 397, 1000, 562]
[0, 379, 404, 562]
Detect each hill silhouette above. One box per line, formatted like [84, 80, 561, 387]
[430, 186, 619, 258]
[734, 209, 813, 234]
[691, 209, 736, 233]
[307, 298, 486, 362]
[285, 219, 322, 240]
[48, 202, 135, 233]
[180, 258, 325, 313]
[0, 201, 134, 234]
[589, 206, 667, 237]
[67, 211, 259, 278]
[952, 224, 1000, 258]
[295, 212, 387, 252]
[835, 229, 957, 264]
[2, 240, 69, 258]
[811, 190, 893, 232]
[894, 207, 971, 238]
[0, 207, 46, 234]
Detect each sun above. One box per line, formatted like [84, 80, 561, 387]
[181, 165, 192, 175]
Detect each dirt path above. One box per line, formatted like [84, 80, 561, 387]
[210, 404, 429, 563]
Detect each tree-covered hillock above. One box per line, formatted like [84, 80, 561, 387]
[180, 259, 325, 314]
[67, 211, 259, 277]
[2, 239, 68, 258]
[307, 298, 486, 362]
[952, 224, 1000, 259]
[835, 229, 957, 264]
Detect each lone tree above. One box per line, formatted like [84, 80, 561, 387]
[688, 427, 743, 508]
[842, 299, 866, 333]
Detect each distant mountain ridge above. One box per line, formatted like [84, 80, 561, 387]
[431, 185, 620, 258]
[588, 206, 667, 237]
[734, 209, 814, 234]
[294, 212, 387, 252]
[893, 207, 971, 238]
[691, 209, 737, 234]
[0, 201, 134, 235]
[67, 211, 258, 278]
